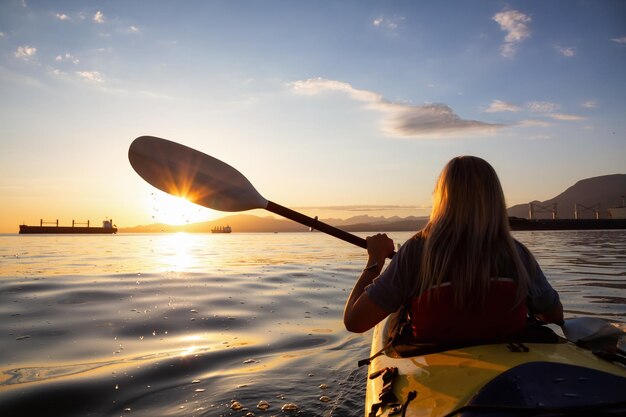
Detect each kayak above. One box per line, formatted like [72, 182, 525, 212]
[365, 314, 626, 417]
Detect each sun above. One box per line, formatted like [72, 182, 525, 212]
[148, 191, 218, 225]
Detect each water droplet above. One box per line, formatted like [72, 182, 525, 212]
[191, 379, 201, 384]
[231, 400, 243, 410]
[243, 359, 257, 364]
[281, 403, 298, 411]
[319, 383, 329, 389]
[195, 388, 205, 392]
[319, 395, 331, 402]
[257, 400, 270, 410]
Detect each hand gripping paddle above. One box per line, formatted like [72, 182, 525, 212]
[128, 136, 389, 255]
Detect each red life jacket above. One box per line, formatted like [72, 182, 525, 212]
[409, 278, 528, 341]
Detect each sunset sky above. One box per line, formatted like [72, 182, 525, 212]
[1, 1, 625, 233]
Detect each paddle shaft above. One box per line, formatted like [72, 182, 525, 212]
[266, 201, 389, 255]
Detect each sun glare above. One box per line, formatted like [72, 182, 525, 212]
[148, 191, 217, 225]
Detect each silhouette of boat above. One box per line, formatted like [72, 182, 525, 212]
[211, 225, 232, 233]
[19, 219, 117, 234]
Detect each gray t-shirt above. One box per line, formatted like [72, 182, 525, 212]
[365, 236, 560, 314]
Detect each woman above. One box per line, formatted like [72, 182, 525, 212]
[344, 156, 563, 340]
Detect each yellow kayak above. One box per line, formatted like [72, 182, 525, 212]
[365, 314, 626, 417]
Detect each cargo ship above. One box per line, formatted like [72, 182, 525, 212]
[211, 225, 232, 233]
[508, 217, 626, 231]
[19, 219, 117, 234]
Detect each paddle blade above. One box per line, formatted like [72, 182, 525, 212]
[562, 317, 624, 343]
[129, 136, 268, 212]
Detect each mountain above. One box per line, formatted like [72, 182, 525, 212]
[120, 214, 308, 233]
[507, 174, 626, 219]
[119, 174, 625, 232]
[119, 213, 429, 233]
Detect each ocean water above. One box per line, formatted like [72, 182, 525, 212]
[0, 230, 624, 417]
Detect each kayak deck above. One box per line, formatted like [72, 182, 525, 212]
[365, 315, 626, 417]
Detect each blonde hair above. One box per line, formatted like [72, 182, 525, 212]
[419, 156, 530, 309]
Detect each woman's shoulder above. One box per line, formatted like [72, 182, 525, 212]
[512, 238, 539, 276]
[513, 239, 533, 259]
[403, 231, 425, 251]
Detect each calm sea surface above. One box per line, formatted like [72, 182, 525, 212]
[1, 231, 625, 416]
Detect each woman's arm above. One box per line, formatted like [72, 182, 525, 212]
[343, 234, 395, 333]
[535, 299, 564, 325]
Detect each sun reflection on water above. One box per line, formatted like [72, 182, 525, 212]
[153, 232, 211, 272]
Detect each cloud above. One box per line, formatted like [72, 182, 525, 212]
[581, 100, 597, 109]
[517, 119, 553, 128]
[291, 78, 504, 138]
[14, 45, 37, 59]
[555, 45, 575, 57]
[492, 9, 531, 58]
[547, 113, 586, 121]
[55, 13, 70, 21]
[611, 36, 626, 45]
[55, 53, 79, 64]
[93, 11, 104, 24]
[521, 101, 584, 121]
[486, 100, 521, 113]
[76, 71, 104, 82]
[295, 204, 428, 212]
[372, 15, 404, 31]
[130, 26, 139, 33]
[526, 101, 559, 113]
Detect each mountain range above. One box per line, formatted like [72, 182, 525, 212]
[120, 174, 625, 233]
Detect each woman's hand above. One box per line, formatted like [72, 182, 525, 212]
[343, 233, 395, 333]
[365, 233, 395, 269]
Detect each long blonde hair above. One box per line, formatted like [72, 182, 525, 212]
[418, 156, 530, 309]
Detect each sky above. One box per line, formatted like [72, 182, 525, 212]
[1, 0, 625, 233]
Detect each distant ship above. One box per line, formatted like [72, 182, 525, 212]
[211, 225, 232, 234]
[608, 197, 626, 219]
[608, 207, 626, 219]
[19, 219, 117, 234]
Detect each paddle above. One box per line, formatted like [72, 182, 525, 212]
[562, 317, 624, 343]
[128, 136, 392, 256]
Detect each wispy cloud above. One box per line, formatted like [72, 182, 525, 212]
[372, 15, 404, 31]
[76, 71, 104, 82]
[523, 101, 584, 121]
[554, 45, 575, 57]
[93, 11, 104, 24]
[527, 101, 559, 113]
[14, 45, 37, 60]
[291, 78, 503, 138]
[581, 100, 597, 109]
[130, 26, 139, 33]
[547, 113, 586, 121]
[611, 36, 626, 45]
[492, 9, 531, 59]
[55, 13, 70, 21]
[55, 53, 79, 64]
[517, 119, 553, 128]
[486, 100, 521, 113]
[295, 204, 428, 212]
